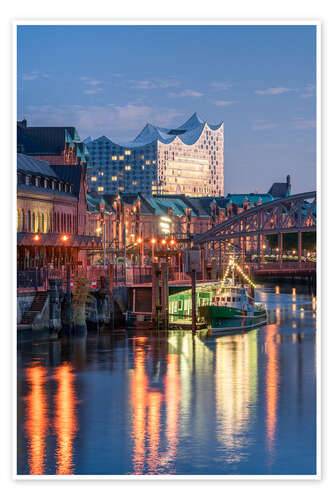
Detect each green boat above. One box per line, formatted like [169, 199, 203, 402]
[169, 257, 267, 334]
[198, 257, 267, 334]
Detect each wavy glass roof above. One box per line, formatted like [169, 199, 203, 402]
[87, 113, 223, 149]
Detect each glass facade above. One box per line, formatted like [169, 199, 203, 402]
[86, 114, 224, 197]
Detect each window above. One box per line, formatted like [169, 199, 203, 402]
[119, 155, 124, 161]
[97, 186, 104, 192]
[125, 150, 131, 155]
[99, 172, 104, 176]
[91, 176, 97, 181]
[25, 176, 30, 186]
[111, 156, 117, 160]
[132, 181, 137, 185]
[111, 176, 117, 181]
[125, 165, 131, 171]
[142, 165, 145, 170]
[140, 155, 144, 159]
[146, 160, 151, 165]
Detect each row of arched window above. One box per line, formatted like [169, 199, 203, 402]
[17, 209, 77, 234]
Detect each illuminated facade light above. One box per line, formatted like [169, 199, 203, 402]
[151, 237, 156, 244]
[61, 234, 69, 242]
[33, 234, 41, 242]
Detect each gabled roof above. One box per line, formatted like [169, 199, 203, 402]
[17, 153, 58, 178]
[17, 122, 82, 155]
[51, 164, 85, 197]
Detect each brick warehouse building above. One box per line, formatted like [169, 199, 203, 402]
[17, 154, 101, 270]
[86, 179, 288, 265]
[85, 112, 224, 197]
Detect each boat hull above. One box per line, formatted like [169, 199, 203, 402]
[198, 305, 267, 334]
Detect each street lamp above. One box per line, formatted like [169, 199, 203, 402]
[95, 225, 106, 267]
[136, 237, 143, 265]
[151, 237, 156, 261]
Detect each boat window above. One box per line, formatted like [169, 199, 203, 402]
[177, 300, 182, 311]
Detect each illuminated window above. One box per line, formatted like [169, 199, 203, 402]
[97, 186, 104, 192]
[125, 165, 131, 171]
[125, 150, 131, 155]
[146, 160, 151, 165]
[99, 172, 104, 176]
[119, 155, 124, 161]
[132, 181, 137, 185]
[111, 155, 117, 160]
[119, 186, 124, 191]
[140, 155, 144, 159]
[142, 165, 145, 170]
[111, 176, 117, 181]
[152, 160, 156, 164]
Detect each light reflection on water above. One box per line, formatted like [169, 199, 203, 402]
[17, 283, 316, 476]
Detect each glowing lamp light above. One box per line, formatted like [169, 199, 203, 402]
[169, 239, 176, 246]
[151, 237, 157, 244]
[33, 234, 41, 242]
[161, 239, 167, 246]
[137, 237, 143, 244]
[61, 234, 69, 242]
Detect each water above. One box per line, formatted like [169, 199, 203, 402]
[17, 283, 317, 476]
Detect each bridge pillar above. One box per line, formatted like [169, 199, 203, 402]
[257, 234, 262, 269]
[241, 236, 245, 267]
[298, 231, 302, 268]
[279, 233, 283, 268]
[200, 247, 206, 280]
[151, 262, 160, 327]
[219, 241, 222, 279]
[161, 262, 169, 329]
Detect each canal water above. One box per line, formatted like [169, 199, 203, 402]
[17, 283, 317, 476]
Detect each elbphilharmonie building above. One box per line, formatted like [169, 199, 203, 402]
[85, 113, 224, 197]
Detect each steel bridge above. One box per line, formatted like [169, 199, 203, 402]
[194, 191, 316, 274]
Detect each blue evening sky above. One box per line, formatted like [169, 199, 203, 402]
[17, 25, 316, 194]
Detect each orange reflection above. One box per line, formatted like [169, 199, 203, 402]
[164, 354, 180, 468]
[54, 364, 77, 475]
[25, 366, 49, 475]
[215, 334, 257, 458]
[275, 286, 280, 295]
[147, 391, 162, 474]
[131, 338, 148, 474]
[265, 324, 279, 464]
